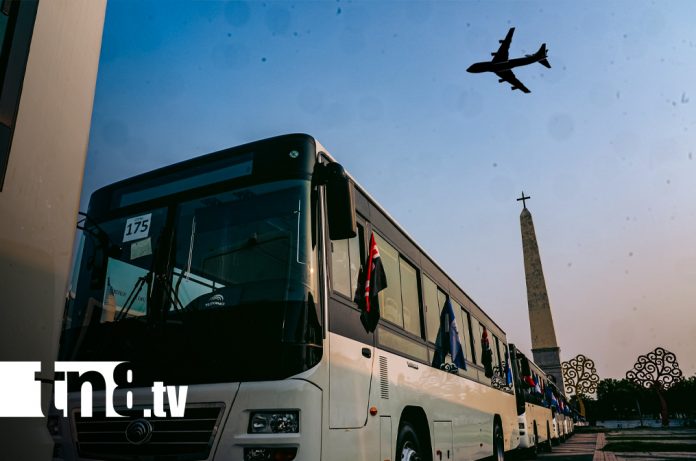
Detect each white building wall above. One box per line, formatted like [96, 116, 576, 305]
[0, 0, 106, 458]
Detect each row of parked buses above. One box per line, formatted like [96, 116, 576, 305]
[509, 345, 577, 457]
[54, 134, 578, 461]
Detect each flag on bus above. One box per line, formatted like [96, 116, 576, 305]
[519, 355, 536, 388]
[545, 385, 554, 406]
[504, 348, 513, 386]
[481, 327, 494, 378]
[432, 298, 467, 371]
[523, 374, 536, 388]
[355, 233, 387, 333]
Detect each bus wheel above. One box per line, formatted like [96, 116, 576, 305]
[530, 423, 538, 458]
[396, 422, 424, 461]
[545, 423, 552, 452]
[493, 419, 505, 461]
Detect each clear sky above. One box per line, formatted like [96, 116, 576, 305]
[82, 0, 696, 379]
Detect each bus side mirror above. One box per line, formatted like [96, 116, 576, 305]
[318, 162, 357, 240]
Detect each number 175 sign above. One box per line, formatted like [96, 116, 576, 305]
[123, 213, 152, 242]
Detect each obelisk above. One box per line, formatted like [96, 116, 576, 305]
[517, 192, 565, 393]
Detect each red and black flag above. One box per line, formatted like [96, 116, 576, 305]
[520, 355, 535, 388]
[355, 233, 388, 332]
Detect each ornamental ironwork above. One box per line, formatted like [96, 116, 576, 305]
[561, 354, 599, 397]
[626, 347, 683, 391]
[626, 346, 683, 427]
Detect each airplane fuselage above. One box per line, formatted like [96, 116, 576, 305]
[467, 54, 540, 73]
[468, 28, 549, 93]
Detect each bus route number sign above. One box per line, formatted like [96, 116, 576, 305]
[123, 213, 152, 242]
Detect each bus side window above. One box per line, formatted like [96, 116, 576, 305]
[422, 274, 449, 347]
[331, 239, 351, 296]
[473, 319, 484, 365]
[422, 275, 439, 343]
[349, 223, 364, 297]
[331, 223, 364, 298]
[502, 342, 510, 375]
[373, 233, 403, 327]
[466, 312, 477, 364]
[371, 233, 423, 337]
[452, 300, 470, 362]
[399, 257, 421, 337]
[490, 334, 500, 375]
[494, 335, 503, 372]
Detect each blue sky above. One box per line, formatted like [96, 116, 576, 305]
[82, 0, 696, 379]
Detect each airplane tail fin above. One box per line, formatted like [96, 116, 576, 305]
[537, 43, 551, 68]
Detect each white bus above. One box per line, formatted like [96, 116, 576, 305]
[548, 381, 574, 443]
[509, 345, 554, 457]
[54, 134, 520, 461]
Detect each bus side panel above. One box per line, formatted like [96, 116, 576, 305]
[363, 347, 518, 461]
[520, 403, 553, 448]
[328, 332, 374, 428]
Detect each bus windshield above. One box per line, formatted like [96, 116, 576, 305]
[60, 178, 321, 386]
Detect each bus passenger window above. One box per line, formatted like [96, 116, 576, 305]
[348, 224, 363, 298]
[373, 233, 403, 327]
[437, 289, 447, 317]
[399, 258, 421, 337]
[494, 335, 503, 371]
[331, 224, 363, 298]
[466, 312, 476, 364]
[371, 233, 422, 336]
[490, 334, 500, 374]
[422, 275, 439, 343]
[331, 239, 351, 296]
[452, 300, 470, 361]
[471, 319, 484, 365]
[423, 274, 448, 344]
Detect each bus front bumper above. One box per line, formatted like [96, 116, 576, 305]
[214, 379, 322, 461]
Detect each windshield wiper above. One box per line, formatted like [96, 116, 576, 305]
[115, 271, 152, 321]
[115, 271, 188, 321]
[165, 274, 188, 315]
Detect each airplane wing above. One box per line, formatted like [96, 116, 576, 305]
[491, 27, 515, 62]
[495, 70, 531, 93]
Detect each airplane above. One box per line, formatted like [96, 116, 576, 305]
[467, 27, 551, 93]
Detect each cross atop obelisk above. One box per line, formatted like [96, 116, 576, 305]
[518, 193, 565, 393]
[517, 191, 530, 209]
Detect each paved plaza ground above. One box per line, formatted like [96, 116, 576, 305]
[533, 427, 696, 461]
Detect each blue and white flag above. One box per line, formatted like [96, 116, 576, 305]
[551, 392, 559, 410]
[445, 299, 467, 370]
[432, 298, 467, 371]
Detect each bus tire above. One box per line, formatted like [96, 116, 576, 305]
[396, 422, 425, 461]
[493, 418, 505, 461]
[545, 423, 552, 452]
[530, 422, 538, 458]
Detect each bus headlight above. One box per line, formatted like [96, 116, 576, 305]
[249, 411, 299, 433]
